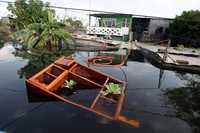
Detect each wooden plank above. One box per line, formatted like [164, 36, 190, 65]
[46, 70, 68, 91]
[114, 93, 125, 119]
[29, 64, 55, 80]
[90, 77, 109, 109]
[69, 72, 103, 88]
[77, 63, 124, 84]
[117, 115, 140, 128]
[99, 95, 117, 103]
[45, 72, 57, 78]
[54, 56, 75, 67]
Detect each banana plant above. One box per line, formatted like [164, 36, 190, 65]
[12, 10, 72, 50]
[102, 82, 122, 96]
[64, 80, 77, 90]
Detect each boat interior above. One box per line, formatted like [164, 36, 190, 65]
[26, 56, 139, 127]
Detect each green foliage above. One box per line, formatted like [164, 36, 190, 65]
[64, 80, 77, 90]
[0, 21, 11, 46]
[64, 17, 83, 33]
[15, 49, 74, 79]
[102, 82, 122, 96]
[12, 10, 72, 49]
[8, 0, 73, 50]
[7, 0, 54, 30]
[170, 10, 200, 47]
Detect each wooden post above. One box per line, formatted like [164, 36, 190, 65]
[89, 15, 91, 26]
[129, 31, 133, 42]
[163, 40, 171, 62]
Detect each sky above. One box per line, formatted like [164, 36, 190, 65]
[0, 0, 200, 19]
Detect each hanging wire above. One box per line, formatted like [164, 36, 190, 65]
[2, 0, 200, 22]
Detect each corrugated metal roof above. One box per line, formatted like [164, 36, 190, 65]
[89, 13, 174, 20]
[90, 13, 133, 17]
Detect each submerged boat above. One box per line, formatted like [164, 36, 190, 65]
[86, 49, 130, 67]
[26, 56, 139, 127]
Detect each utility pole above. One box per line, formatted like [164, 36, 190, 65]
[88, 0, 91, 26]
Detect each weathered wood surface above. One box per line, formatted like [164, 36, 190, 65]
[26, 56, 139, 128]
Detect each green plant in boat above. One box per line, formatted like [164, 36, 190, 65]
[64, 80, 77, 90]
[102, 82, 122, 96]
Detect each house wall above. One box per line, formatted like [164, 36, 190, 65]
[148, 19, 171, 35]
[97, 15, 132, 41]
[132, 17, 150, 41]
[148, 19, 172, 41]
[132, 18, 172, 42]
[100, 16, 132, 29]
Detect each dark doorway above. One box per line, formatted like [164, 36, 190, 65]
[132, 18, 150, 41]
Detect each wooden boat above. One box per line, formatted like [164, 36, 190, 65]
[86, 49, 130, 68]
[139, 47, 200, 74]
[73, 36, 120, 52]
[26, 56, 139, 127]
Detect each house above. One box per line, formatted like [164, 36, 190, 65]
[132, 16, 173, 42]
[87, 13, 173, 42]
[87, 13, 132, 41]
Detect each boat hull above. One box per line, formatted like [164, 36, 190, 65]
[26, 56, 139, 128]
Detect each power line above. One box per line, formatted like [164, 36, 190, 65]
[0, 0, 118, 14]
[1, 0, 200, 23]
[0, 0, 174, 19]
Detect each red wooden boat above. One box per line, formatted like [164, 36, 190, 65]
[26, 56, 139, 127]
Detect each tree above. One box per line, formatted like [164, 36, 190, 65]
[64, 17, 83, 33]
[15, 48, 73, 78]
[0, 21, 11, 47]
[170, 10, 200, 47]
[8, 0, 73, 50]
[13, 11, 73, 50]
[7, 0, 54, 30]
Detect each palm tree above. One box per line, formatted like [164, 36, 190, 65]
[13, 11, 73, 50]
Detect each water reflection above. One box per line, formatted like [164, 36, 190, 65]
[15, 49, 73, 78]
[0, 43, 3, 49]
[88, 48, 129, 66]
[68, 49, 130, 71]
[128, 50, 145, 63]
[0, 44, 18, 62]
[165, 74, 200, 133]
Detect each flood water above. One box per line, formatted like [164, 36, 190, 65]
[0, 44, 199, 133]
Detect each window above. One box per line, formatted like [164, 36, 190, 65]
[103, 18, 116, 27]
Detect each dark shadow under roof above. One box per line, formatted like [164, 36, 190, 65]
[90, 13, 133, 17]
[89, 13, 174, 20]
